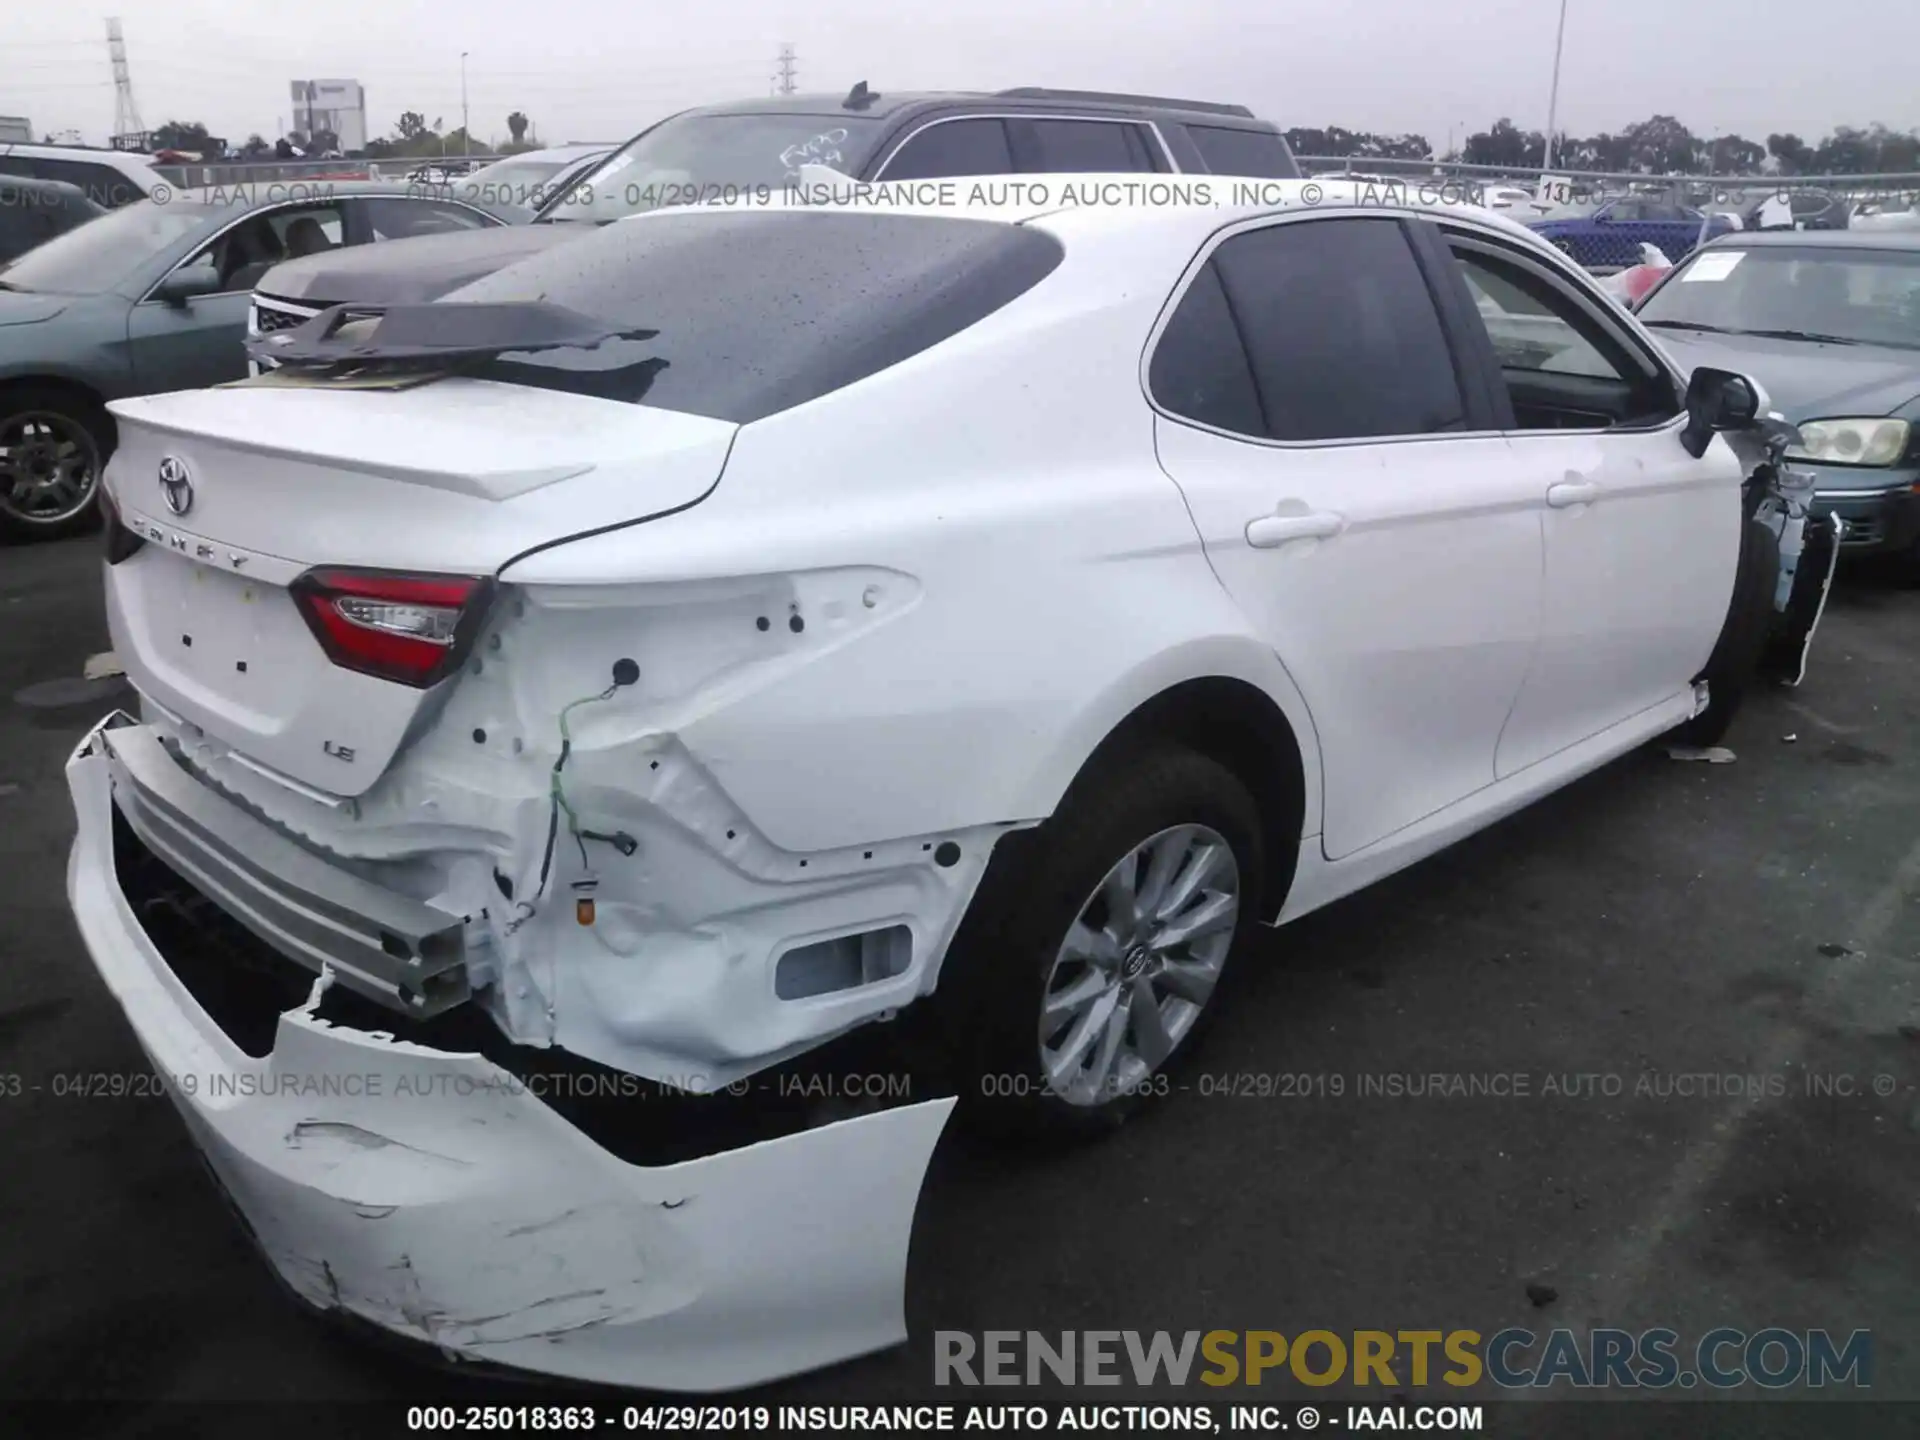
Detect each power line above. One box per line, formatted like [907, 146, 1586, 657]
[775, 43, 797, 96]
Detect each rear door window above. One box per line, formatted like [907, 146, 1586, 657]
[1009, 118, 1162, 173]
[1207, 217, 1467, 441]
[879, 119, 1016, 179]
[1148, 261, 1265, 436]
[1185, 126, 1301, 179]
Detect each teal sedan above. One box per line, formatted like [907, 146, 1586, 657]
[0, 182, 524, 539]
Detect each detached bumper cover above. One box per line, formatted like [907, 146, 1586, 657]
[65, 715, 953, 1391]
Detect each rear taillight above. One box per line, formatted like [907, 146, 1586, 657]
[100, 485, 146, 565]
[290, 569, 492, 688]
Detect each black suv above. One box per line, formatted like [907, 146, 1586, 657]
[250, 87, 1297, 331]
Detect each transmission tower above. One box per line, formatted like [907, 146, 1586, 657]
[107, 17, 145, 142]
[774, 44, 797, 96]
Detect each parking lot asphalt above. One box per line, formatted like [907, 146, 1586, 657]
[2, 534, 1917, 1434]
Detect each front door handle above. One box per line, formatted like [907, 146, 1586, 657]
[1547, 480, 1600, 508]
[1246, 511, 1345, 548]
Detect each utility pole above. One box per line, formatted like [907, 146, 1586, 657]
[775, 43, 797, 96]
[1542, 0, 1569, 173]
[107, 17, 145, 146]
[460, 52, 470, 156]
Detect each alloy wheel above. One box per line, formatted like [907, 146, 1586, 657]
[1038, 823, 1241, 1106]
[0, 410, 101, 527]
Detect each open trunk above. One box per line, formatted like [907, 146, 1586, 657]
[102, 381, 735, 797]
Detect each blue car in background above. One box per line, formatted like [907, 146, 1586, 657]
[1527, 197, 1738, 269]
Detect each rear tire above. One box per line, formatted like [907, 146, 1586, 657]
[1669, 515, 1780, 747]
[0, 386, 113, 542]
[934, 744, 1264, 1146]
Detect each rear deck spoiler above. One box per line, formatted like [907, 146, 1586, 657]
[244, 300, 653, 370]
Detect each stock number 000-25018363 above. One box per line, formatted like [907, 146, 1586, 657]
[977, 1072, 1172, 1100]
[406, 1405, 777, 1431]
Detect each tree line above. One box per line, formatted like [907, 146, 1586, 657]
[143, 110, 543, 161]
[1286, 116, 1920, 174]
[142, 111, 1920, 175]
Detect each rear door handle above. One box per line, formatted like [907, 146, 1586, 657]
[1246, 511, 1345, 548]
[1546, 480, 1600, 508]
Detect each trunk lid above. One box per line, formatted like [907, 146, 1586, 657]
[103, 381, 734, 797]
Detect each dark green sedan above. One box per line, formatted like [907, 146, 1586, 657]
[0, 182, 525, 539]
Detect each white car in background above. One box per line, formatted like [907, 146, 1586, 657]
[1481, 184, 1548, 212]
[449, 143, 611, 211]
[0, 142, 170, 208]
[1855, 199, 1920, 232]
[69, 180, 1818, 1389]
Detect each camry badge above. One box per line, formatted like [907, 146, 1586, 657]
[158, 456, 194, 516]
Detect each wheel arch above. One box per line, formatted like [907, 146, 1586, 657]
[0, 374, 117, 443]
[1012, 641, 1321, 924]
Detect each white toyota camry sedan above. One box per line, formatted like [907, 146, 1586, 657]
[67, 179, 1821, 1388]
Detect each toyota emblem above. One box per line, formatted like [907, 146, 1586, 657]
[158, 456, 193, 516]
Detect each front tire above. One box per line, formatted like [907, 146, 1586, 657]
[0, 387, 112, 542]
[937, 744, 1264, 1144]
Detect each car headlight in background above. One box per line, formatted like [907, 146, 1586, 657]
[1788, 417, 1911, 467]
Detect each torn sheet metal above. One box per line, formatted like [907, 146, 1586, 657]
[66, 717, 954, 1389]
[107, 556, 1005, 1089]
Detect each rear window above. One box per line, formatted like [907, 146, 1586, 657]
[1185, 126, 1300, 179]
[450, 209, 1065, 423]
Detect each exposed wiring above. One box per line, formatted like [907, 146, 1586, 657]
[526, 662, 641, 913]
[538, 681, 617, 898]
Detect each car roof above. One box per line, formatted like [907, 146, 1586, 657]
[672, 175, 1550, 248]
[1697, 228, 1920, 252]
[0, 143, 164, 177]
[690, 88, 1274, 127]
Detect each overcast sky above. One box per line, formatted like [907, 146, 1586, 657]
[5, 0, 1915, 152]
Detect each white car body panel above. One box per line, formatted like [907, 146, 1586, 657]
[1157, 419, 1542, 860]
[1492, 423, 1741, 777]
[66, 179, 1762, 1388]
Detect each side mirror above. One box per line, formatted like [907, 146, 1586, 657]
[1679, 366, 1768, 458]
[154, 260, 222, 307]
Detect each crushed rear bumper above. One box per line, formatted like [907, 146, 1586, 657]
[65, 713, 953, 1390]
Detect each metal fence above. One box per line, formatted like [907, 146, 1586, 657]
[1296, 155, 1920, 201]
[1293, 157, 1920, 269]
[154, 155, 505, 188]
